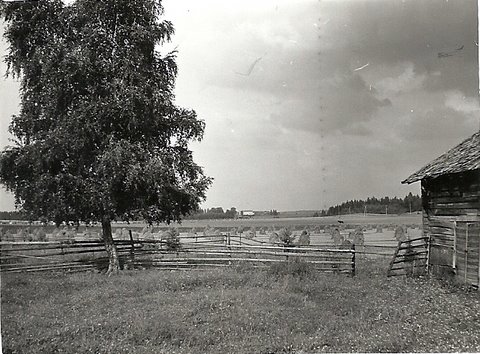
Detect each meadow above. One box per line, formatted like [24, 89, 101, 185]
[4, 214, 470, 354]
[2, 257, 480, 354]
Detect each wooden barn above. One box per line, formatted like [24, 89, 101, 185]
[402, 131, 480, 286]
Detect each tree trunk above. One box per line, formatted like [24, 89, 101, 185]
[102, 217, 120, 275]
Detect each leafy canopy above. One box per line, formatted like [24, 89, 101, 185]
[0, 0, 212, 224]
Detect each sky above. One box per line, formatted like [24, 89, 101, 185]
[0, 0, 479, 212]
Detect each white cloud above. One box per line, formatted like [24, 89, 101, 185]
[375, 62, 426, 94]
[444, 90, 480, 115]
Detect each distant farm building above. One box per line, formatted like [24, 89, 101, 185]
[402, 131, 480, 286]
[239, 210, 255, 218]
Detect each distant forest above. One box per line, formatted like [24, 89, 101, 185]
[0, 193, 422, 221]
[321, 192, 422, 216]
[184, 207, 239, 220]
[0, 211, 27, 221]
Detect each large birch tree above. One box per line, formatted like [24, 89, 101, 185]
[0, 0, 212, 274]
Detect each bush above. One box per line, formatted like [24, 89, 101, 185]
[277, 227, 295, 246]
[203, 225, 214, 236]
[245, 227, 256, 239]
[4, 229, 14, 241]
[162, 228, 181, 251]
[269, 231, 280, 244]
[140, 226, 153, 239]
[33, 228, 47, 242]
[352, 227, 364, 246]
[330, 228, 343, 246]
[297, 229, 310, 246]
[394, 226, 407, 241]
[19, 228, 33, 242]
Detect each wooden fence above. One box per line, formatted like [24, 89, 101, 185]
[387, 236, 429, 277]
[0, 234, 356, 275]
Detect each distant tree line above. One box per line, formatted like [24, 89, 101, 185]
[185, 207, 238, 220]
[320, 193, 422, 216]
[0, 211, 27, 221]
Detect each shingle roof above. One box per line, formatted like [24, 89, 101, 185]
[402, 131, 480, 184]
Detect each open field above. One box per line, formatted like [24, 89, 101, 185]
[136, 213, 423, 230]
[2, 258, 480, 354]
[0, 213, 422, 233]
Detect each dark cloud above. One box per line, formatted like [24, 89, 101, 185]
[200, 0, 477, 139]
[399, 107, 475, 142]
[320, 0, 477, 93]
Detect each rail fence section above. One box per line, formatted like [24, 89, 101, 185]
[1, 234, 356, 275]
[0, 226, 425, 275]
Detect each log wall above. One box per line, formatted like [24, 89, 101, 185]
[421, 169, 480, 285]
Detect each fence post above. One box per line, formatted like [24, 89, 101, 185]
[351, 243, 356, 276]
[452, 221, 457, 272]
[425, 235, 431, 275]
[128, 229, 135, 269]
[465, 224, 469, 285]
[227, 233, 231, 260]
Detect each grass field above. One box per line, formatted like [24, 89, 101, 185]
[175, 213, 423, 229]
[2, 257, 480, 353]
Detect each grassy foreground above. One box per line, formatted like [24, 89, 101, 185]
[2, 259, 480, 353]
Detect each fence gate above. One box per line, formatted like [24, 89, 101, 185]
[454, 222, 480, 287]
[387, 236, 429, 277]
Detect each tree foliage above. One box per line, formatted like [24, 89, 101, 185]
[323, 193, 422, 216]
[0, 0, 212, 225]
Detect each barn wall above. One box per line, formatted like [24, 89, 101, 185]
[421, 169, 480, 283]
[422, 169, 480, 218]
[455, 222, 480, 286]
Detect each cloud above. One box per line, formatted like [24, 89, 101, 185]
[375, 62, 426, 94]
[399, 107, 475, 142]
[1, 0, 477, 211]
[444, 90, 480, 115]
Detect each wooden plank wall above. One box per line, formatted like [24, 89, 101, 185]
[425, 216, 455, 275]
[421, 169, 480, 281]
[455, 222, 480, 287]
